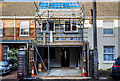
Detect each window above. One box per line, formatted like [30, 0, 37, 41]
[20, 21, 29, 36]
[49, 23, 54, 31]
[103, 21, 114, 35]
[65, 21, 78, 32]
[65, 21, 71, 31]
[42, 23, 47, 31]
[4, 46, 9, 61]
[71, 21, 77, 31]
[0, 21, 3, 36]
[103, 46, 114, 61]
[42, 22, 54, 31]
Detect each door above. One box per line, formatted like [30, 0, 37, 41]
[61, 48, 69, 67]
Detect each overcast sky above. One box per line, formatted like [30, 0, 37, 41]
[3, 0, 120, 2]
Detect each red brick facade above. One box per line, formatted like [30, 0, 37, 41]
[0, 19, 35, 61]
[2, 19, 35, 40]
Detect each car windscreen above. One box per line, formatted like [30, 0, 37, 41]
[115, 58, 120, 66]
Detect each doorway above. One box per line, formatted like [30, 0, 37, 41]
[61, 48, 69, 67]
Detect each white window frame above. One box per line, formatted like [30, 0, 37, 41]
[71, 21, 78, 32]
[0, 21, 3, 37]
[103, 21, 114, 36]
[20, 21, 29, 36]
[64, 21, 78, 32]
[3, 46, 9, 61]
[41, 21, 55, 32]
[103, 46, 115, 63]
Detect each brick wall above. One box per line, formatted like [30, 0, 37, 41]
[2, 19, 35, 41]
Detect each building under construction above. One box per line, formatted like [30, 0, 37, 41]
[31, 1, 92, 78]
[0, 1, 101, 79]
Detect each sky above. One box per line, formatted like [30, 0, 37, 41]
[3, 0, 120, 2]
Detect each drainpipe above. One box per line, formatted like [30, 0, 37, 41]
[14, 17, 16, 40]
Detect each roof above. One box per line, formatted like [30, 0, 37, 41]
[0, 1, 119, 17]
[0, 2, 39, 16]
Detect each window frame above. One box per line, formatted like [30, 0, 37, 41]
[65, 21, 71, 32]
[0, 21, 3, 37]
[103, 21, 114, 36]
[3, 46, 9, 61]
[71, 21, 78, 32]
[64, 21, 78, 33]
[41, 21, 55, 32]
[103, 46, 114, 63]
[20, 21, 29, 36]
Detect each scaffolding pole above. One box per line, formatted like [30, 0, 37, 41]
[35, 19, 38, 69]
[48, 43, 50, 72]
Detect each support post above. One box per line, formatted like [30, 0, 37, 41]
[93, 0, 98, 79]
[48, 43, 50, 72]
[35, 19, 38, 70]
[87, 42, 90, 77]
[26, 42, 29, 77]
[81, 43, 85, 74]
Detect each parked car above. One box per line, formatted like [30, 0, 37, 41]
[0, 61, 10, 75]
[111, 56, 120, 78]
[7, 59, 17, 70]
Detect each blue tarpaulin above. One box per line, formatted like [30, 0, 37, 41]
[38, 2, 80, 9]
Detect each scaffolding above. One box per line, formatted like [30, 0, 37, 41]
[33, 1, 86, 75]
[34, 1, 85, 45]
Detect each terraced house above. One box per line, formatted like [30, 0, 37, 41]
[0, 1, 119, 77]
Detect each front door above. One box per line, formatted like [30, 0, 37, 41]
[61, 48, 69, 67]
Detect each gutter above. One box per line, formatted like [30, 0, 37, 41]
[0, 16, 120, 19]
[0, 16, 35, 19]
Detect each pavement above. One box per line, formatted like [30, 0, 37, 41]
[1, 70, 120, 81]
[0, 71, 17, 80]
[98, 70, 112, 80]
